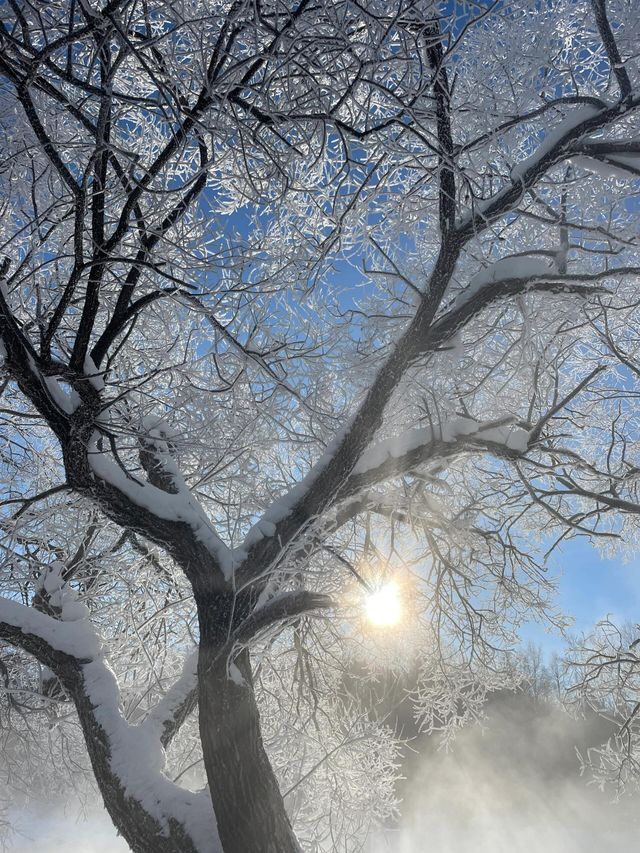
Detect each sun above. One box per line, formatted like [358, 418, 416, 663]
[364, 581, 402, 627]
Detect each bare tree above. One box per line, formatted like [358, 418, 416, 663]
[566, 620, 640, 793]
[0, 0, 639, 850]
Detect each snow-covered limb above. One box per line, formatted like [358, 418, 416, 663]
[232, 418, 531, 594]
[81, 655, 219, 853]
[88, 431, 233, 578]
[232, 92, 639, 592]
[567, 133, 640, 181]
[0, 286, 72, 439]
[0, 595, 217, 853]
[429, 268, 629, 350]
[238, 417, 356, 555]
[458, 97, 640, 238]
[142, 649, 199, 748]
[0, 595, 101, 661]
[235, 263, 612, 579]
[343, 418, 530, 492]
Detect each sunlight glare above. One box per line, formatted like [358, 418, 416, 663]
[365, 582, 402, 627]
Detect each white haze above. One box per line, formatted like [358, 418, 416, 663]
[371, 693, 640, 853]
[6, 695, 639, 852]
[7, 805, 127, 852]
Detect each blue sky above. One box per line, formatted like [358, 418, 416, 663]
[520, 537, 640, 655]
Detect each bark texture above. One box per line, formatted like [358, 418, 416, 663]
[198, 620, 299, 853]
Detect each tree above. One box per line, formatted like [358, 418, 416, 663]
[0, 0, 639, 850]
[565, 619, 640, 793]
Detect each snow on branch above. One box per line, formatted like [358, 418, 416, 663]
[142, 649, 199, 748]
[0, 594, 101, 661]
[82, 654, 219, 852]
[237, 418, 356, 556]
[450, 255, 560, 311]
[351, 417, 530, 480]
[0, 592, 218, 852]
[458, 99, 640, 237]
[88, 431, 233, 577]
[428, 265, 631, 350]
[570, 152, 640, 180]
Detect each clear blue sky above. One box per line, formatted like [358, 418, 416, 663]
[520, 538, 640, 655]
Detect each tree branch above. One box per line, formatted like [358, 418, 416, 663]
[591, 0, 632, 99]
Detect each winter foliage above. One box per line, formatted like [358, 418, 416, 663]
[0, 0, 639, 850]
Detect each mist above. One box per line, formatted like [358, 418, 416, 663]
[6, 692, 639, 851]
[371, 692, 640, 853]
[7, 804, 127, 853]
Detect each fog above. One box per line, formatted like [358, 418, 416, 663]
[372, 692, 640, 853]
[7, 805, 127, 853]
[7, 694, 639, 852]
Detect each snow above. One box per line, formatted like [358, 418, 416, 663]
[228, 660, 245, 686]
[42, 561, 66, 594]
[0, 595, 101, 659]
[87, 431, 232, 577]
[452, 255, 557, 310]
[84, 354, 106, 391]
[0, 592, 219, 852]
[239, 416, 356, 554]
[26, 353, 81, 414]
[142, 649, 198, 741]
[82, 658, 219, 852]
[478, 425, 530, 453]
[353, 418, 530, 476]
[42, 374, 81, 414]
[459, 104, 604, 226]
[39, 562, 92, 622]
[570, 154, 640, 181]
[240, 483, 307, 550]
[141, 414, 181, 440]
[510, 105, 603, 181]
[609, 153, 640, 173]
[238, 412, 530, 557]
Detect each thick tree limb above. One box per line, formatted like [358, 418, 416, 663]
[0, 597, 212, 853]
[591, 0, 632, 99]
[233, 591, 333, 645]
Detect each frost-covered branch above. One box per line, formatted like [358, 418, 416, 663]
[142, 650, 199, 749]
[0, 595, 215, 853]
[590, 0, 632, 99]
[341, 418, 530, 497]
[233, 591, 333, 645]
[458, 98, 640, 238]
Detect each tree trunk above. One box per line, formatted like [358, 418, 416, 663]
[198, 636, 299, 853]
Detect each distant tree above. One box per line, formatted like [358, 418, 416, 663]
[566, 619, 640, 792]
[512, 642, 557, 704]
[0, 1, 639, 851]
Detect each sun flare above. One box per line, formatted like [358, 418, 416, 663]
[365, 582, 402, 627]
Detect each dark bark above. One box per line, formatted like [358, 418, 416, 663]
[72, 679, 200, 853]
[197, 603, 299, 853]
